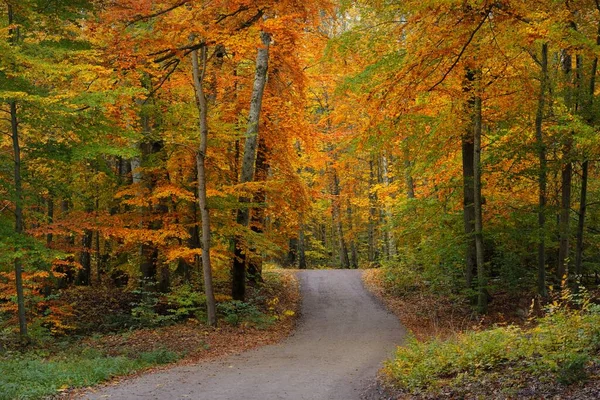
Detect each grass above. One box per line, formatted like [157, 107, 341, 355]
[0, 348, 179, 400]
[384, 305, 600, 395]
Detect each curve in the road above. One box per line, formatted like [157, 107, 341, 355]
[83, 269, 405, 400]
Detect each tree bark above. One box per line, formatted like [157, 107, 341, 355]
[403, 139, 415, 199]
[298, 222, 307, 269]
[232, 31, 271, 301]
[248, 137, 268, 283]
[10, 99, 28, 341]
[575, 23, 599, 278]
[8, 5, 27, 341]
[473, 88, 487, 314]
[461, 70, 477, 288]
[46, 197, 54, 246]
[381, 154, 397, 259]
[346, 199, 358, 269]
[557, 49, 576, 282]
[368, 159, 378, 264]
[191, 44, 217, 326]
[331, 169, 350, 268]
[535, 43, 549, 297]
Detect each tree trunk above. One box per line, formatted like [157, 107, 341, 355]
[575, 162, 588, 277]
[331, 170, 350, 268]
[473, 89, 487, 314]
[8, 6, 27, 341]
[346, 199, 358, 269]
[462, 71, 477, 290]
[191, 44, 217, 326]
[10, 99, 28, 341]
[46, 197, 54, 246]
[557, 49, 575, 282]
[368, 159, 378, 264]
[535, 43, 549, 297]
[381, 154, 396, 258]
[248, 137, 268, 283]
[232, 31, 271, 301]
[298, 222, 307, 269]
[575, 25, 599, 278]
[403, 139, 415, 199]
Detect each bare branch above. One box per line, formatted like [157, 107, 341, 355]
[427, 10, 489, 92]
[126, 0, 191, 27]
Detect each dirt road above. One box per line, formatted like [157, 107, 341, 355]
[83, 270, 405, 400]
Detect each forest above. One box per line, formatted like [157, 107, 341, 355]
[3, 0, 600, 399]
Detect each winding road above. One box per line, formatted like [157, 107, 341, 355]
[83, 270, 405, 400]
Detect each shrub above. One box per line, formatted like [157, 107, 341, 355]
[385, 306, 600, 393]
[217, 300, 275, 329]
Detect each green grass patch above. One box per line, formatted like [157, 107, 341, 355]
[0, 348, 179, 400]
[385, 306, 600, 393]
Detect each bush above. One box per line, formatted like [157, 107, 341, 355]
[165, 284, 206, 320]
[217, 300, 275, 329]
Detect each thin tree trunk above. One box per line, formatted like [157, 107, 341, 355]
[557, 49, 576, 282]
[473, 89, 487, 314]
[331, 170, 350, 268]
[46, 197, 54, 246]
[535, 43, 549, 297]
[346, 199, 358, 268]
[248, 137, 268, 283]
[191, 44, 217, 326]
[381, 154, 396, 258]
[403, 140, 415, 199]
[298, 221, 307, 269]
[8, 5, 27, 341]
[463, 70, 477, 290]
[368, 159, 378, 263]
[575, 24, 599, 278]
[232, 31, 271, 301]
[10, 99, 27, 341]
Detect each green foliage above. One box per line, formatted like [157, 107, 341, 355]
[217, 300, 275, 329]
[385, 305, 600, 393]
[165, 284, 207, 320]
[0, 347, 179, 400]
[130, 284, 175, 329]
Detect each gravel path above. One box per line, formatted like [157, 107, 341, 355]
[83, 269, 405, 400]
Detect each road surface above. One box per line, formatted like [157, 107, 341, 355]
[83, 269, 405, 400]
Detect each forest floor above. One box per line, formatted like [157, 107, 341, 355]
[78, 269, 404, 400]
[363, 269, 600, 400]
[0, 270, 300, 400]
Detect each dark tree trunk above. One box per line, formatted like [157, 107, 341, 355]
[7, 6, 27, 341]
[46, 197, 54, 246]
[535, 43, 549, 297]
[368, 159, 378, 264]
[346, 200, 358, 269]
[462, 69, 477, 290]
[10, 99, 27, 340]
[298, 224, 307, 269]
[473, 88, 487, 314]
[287, 238, 298, 267]
[557, 49, 577, 282]
[575, 25, 599, 278]
[248, 137, 268, 283]
[331, 170, 350, 268]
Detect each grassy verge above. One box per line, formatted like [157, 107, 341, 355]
[364, 268, 600, 399]
[0, 348, 179, 400]
[0, 269, 300, 400]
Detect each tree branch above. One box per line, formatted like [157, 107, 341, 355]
[126, 0, 191, 27]
[427, 10, 489, 92]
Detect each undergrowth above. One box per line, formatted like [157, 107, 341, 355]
[384, 286, 600, 395]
